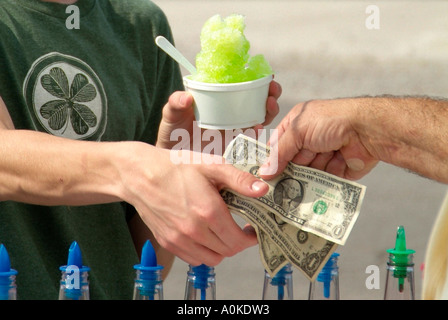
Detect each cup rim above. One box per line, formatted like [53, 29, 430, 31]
[183, 74, 273, 92]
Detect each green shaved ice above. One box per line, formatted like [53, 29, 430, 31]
[246, 55, 273, 80]
[192, 14, 272, 83]
[223, 14, 245, 33]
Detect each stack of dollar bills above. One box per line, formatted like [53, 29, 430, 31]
[221, 134, 366, 280]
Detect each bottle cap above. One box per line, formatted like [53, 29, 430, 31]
[134, 240, 163, 299]
[59, 241, 90, 272]
[134, 240, 163, 272]
[386, 226, 415, 292]
[59, 241, 90, 300]
[386, 226, 415, 266]
[189, 264, 215, 300]
[0, 244, 18, 277]
[0, 244, 18, 300]
[191, 264, 214, 290]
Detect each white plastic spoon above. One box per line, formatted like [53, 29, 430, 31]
[155, 35, 197, 75]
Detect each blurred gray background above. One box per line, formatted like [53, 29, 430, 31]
[153, 0, 448, 300]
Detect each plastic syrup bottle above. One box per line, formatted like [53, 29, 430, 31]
[308, 252, 340, 300]
[133, 240, 164, 300]
[184, 264, 216, 300]
[384, 225, 415, 300]
[58, 241, 90, 300]
[262, 263, 293, 300]
[0, 244, 18, 300]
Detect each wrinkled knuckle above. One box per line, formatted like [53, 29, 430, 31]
[234, 171, 252, 189]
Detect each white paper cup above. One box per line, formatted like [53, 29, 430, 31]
[183, 74, 273, 130]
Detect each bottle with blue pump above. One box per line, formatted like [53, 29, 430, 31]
[262, 263, 293, 300]
[384, 225, 415, 300]
[133, 239, 164, 300]
[0, 244, 18, 300]
[58, 241, 90, 300]
[308, 252, 340, 300]
[184, 264, 216, 300]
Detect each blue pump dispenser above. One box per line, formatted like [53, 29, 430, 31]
[0, 244, 18, 300]
[309, 252, 340, 300]
[133, 240, 164, 300]
[192, 264, 212, 300]
[262, 263, 293, 300]
[184, 264, 216, 300]
[59, 241, 90, 300]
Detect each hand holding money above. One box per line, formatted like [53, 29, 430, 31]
[221, 134, 367, 280]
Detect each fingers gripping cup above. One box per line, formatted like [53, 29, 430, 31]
[183, 74, 272, 130]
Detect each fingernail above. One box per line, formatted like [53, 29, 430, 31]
[346, 158, 365, 171]
[251, 180, 267, 192]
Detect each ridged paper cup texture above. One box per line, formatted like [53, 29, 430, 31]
[183, 74, 272, 130]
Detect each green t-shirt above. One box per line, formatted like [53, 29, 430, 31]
[0, 0, 183, 299]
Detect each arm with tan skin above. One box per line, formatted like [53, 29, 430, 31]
[257, 96, 448, 300]
[0, 96, 270, 267]
[259, 96, 448, 184]
[10, 0, 281, 279]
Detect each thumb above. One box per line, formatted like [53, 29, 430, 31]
[215, 165, 269, 198]
[339, 140, 378, 180]
[163, 91, 194, 124]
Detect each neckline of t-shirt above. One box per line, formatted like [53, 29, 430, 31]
[14, 0, 96, 20]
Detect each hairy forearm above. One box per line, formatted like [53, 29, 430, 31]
[0, 128, 128, 205]
[353, 96, 448, 182]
